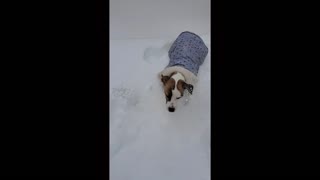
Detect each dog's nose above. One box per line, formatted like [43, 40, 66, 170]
[168, 107, 175, 112]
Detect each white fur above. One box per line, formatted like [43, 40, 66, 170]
[165, 72, 185, 109]
[171, 72, 185, 99]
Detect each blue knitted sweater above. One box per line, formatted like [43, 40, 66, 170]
[167, 31, 208, 76]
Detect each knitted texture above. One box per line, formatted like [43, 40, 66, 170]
[167, 31, 208, 76]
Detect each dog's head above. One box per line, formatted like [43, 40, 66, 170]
[161, 72, 193, 112]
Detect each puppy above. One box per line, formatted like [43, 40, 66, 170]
[159, 31, 208, 112]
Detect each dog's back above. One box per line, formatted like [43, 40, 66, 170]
[167, 31, 208, 76]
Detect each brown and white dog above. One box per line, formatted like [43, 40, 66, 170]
[158, 32, 208, 112]
[159, 66, 197, 112]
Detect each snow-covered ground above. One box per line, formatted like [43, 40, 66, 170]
[110, 34, 211, 180]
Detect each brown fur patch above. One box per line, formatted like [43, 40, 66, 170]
[161, 72, 177, 94]
[164, 78, 175, 95]
[162, 72, 183, 101]
[177, 80, 186, 96]
[161, 75, 170, 85]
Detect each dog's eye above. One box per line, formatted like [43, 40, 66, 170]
[176, 97, 181, 99]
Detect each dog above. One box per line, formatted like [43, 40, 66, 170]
[159, 31, 208, 112]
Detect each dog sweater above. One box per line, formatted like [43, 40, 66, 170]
[167, 31, 208, 76]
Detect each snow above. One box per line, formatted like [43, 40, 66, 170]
[110, 34, 211, 180]
[110, 0, 210, 39]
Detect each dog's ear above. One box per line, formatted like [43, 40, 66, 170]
[182, 82, 193, 94]
[161, 75, 170, 85]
